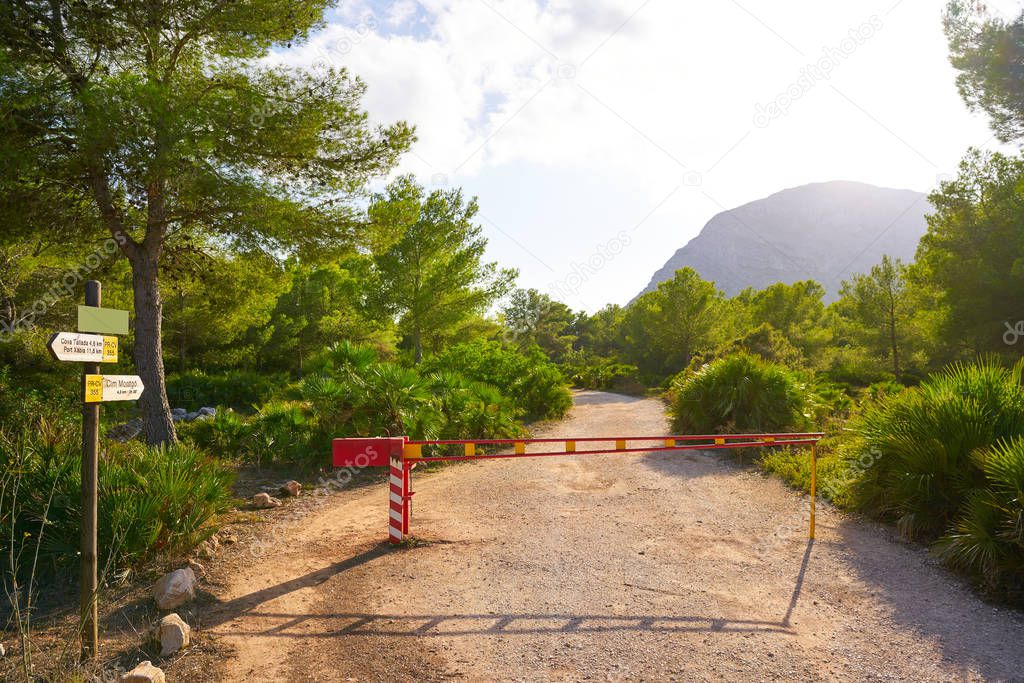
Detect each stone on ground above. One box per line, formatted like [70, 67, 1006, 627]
[280, 480, 302, 497]
[252, 492, 282, 509]
[120, 661, 165, 683]
[153, 568, 197, 610]
[157, 613, 191, 656]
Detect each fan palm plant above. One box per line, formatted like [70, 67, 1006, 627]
[670, 353, 810, 433]
[936, 436, 1024, 599]
[348, 363, 442, 438]
[847, 357, 1024, 540]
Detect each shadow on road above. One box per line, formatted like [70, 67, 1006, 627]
[570, 391, 647, 406]
[202, 541, 392, 628]
[834, 519, 1024, 680]
[213, 610, 796, 638]
[640, 448, 734, 481]
[783, 539, 813, 626]
[202, 541, 823, 641]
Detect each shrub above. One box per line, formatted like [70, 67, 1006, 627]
[0, 363, 78, 431]
[181, 399, 322, 468]
[561, 350, 642, 393]
[179, 408, 253, 457]
[935, 436, 1024, 600]
[349, 363, 443, 438]
[427, 371, 522, 440]
[305, 340, 379, 375]
[300, 364, 521, 446]
[724, 322, 805, 367]
[759, 440, 848, 502]
[247, 400, 317, 466]
[845, 358, 1024, 541]
[0, 421, 233, 577]
[183, 341, 566, 466]
[669, 353, 811, 433]
[165, 370, 285, 412]
[423, 341, 572, 421]
[822, 346, 896, 387]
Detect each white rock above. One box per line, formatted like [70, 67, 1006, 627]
[252, 492, 282, 509]
[0, 642, 5, 657]
[156, 613, 190, 656]
[120, 661, 165, 683]
[279, 480, 302, 497]
[152, 568, 196, 610]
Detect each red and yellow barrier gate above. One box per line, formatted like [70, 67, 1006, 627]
[332, 433, 824, 545]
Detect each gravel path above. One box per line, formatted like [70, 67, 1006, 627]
[196, 391, 1024, 682]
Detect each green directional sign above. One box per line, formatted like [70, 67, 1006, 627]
[77, 305, 129, 335]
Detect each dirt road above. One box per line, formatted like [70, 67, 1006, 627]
[193, 391, 1024, 681]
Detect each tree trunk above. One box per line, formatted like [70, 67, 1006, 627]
[131, 250, 177, 445]
[1, 296, 14, 327]
[178, 290, 186, 374]
[413, 327, 423, 364]
[86, 160, 176, 443]
[889, 314, 901, 378]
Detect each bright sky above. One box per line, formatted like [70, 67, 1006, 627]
[272, 0, 1015, 312]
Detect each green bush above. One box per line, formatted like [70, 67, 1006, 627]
[428, 371, 522, 440]
[846, 358, 1024, 541]
[561, 350, 641, 393]
[669, 353, 811, 433]
[0, 421, 234, 577]
[304, 340, 379, 375]
[179, 408, 253, 457]
[245, 400, 315, 466]
[723, 322, 805, 367]
[822, 346, 897, 387]
[302, 361, 523, 442]
[422, 341, 572, 421]
[165, 370, 285, 412]
[181, 399, 322, 468]
[183, 346, 534, 466]
[0, 362, 78, 431]
[180, 341, 570, 466]
[935, 436, 1024, 600]
[759, 441, 848, 502]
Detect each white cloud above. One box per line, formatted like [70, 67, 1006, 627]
[270, 0, 1012, 310]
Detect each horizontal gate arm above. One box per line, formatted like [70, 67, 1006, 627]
[404, 432, 823, 447]
[407, 438, 822, 462]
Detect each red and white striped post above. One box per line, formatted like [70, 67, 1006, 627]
[389, 455, 412, 544]
[332, 437, 410, 544]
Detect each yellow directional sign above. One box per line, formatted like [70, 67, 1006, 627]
[84, 375, 104, 403]
[49, 332, 118, 363]
[83, 375, 145, 403]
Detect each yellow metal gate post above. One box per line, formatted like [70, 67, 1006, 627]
[809, 443, 817, 540]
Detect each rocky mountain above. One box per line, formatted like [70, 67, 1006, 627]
[638, 181, 931, 302]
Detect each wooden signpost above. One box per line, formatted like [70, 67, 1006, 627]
[51, 281, 142, 661]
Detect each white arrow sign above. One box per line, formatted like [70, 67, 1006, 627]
[49, 332, 118, 363]
[84, 375, 144, 403]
